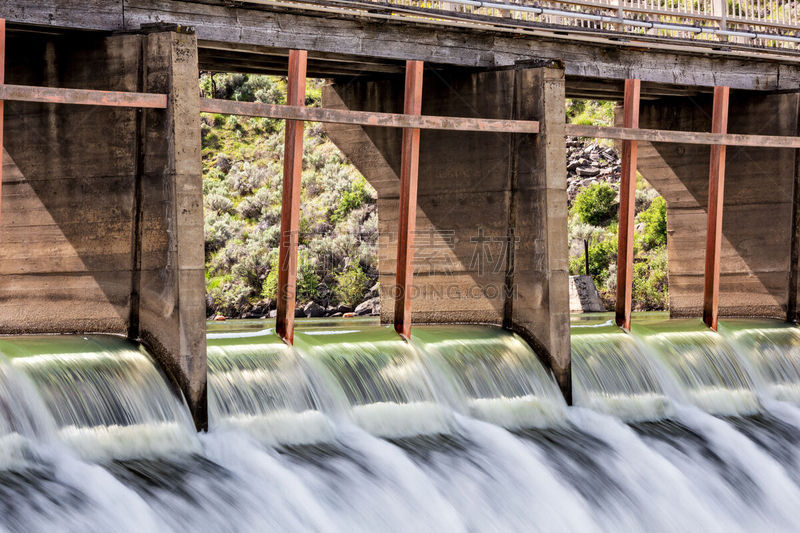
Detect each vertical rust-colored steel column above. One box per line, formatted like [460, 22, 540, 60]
[0, 19, 5, 224]
[703, 86, 730, 331]
[276, 50, 308, 344]
[615, 78, 641, 330]
[394, 60, 424, 338]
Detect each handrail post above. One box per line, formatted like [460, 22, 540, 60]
[394, 60, 424, 339]
[703, 86, 730, 331]
[615, 78, 641, 331]
[276, 50, 308, 344]
[715, 0, 728, 40]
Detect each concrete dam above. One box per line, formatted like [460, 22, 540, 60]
[3, 0, 800, 530]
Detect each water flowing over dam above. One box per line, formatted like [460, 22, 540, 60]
[3, 317, 800, 531]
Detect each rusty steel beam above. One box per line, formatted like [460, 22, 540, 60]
[703, 86, 730, 331]
[200, 98, 539, 133]
[0, 84, 167, 109]
[615, 79, 641, 331]
[275, 50, 308, 344]
[0, 20, 4, 225]
[566, 123, 800, 148]
[394, 60, 424, 339]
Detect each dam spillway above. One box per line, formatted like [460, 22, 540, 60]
[1, 318, 800, 530]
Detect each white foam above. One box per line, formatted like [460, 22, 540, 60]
[351, 401, 452, 438]
[301, 330, 362, 336]
[58, 422, 199, 461]
[212, 410, 335, 446]
[467, 395, 565, 429]
[0, 432, 33, 471]
[766, 383, 800, 403]
[687, 387, 760, 416]
[577, 391, 673, 422]
[207, 328, 274, 339]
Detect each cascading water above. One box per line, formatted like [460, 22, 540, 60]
[572, 321, 671, 421]
[632, 318, 761, 416]
[4, 317, 800, 530]
[0, 335, 198, 461]
[207, 327, 333, 445]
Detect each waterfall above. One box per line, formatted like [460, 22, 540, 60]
[0, 318, 800, 530]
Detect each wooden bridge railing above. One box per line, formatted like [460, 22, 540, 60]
[254, 0, 800, 50]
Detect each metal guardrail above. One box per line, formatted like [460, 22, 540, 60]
[253, 0, 800, 50]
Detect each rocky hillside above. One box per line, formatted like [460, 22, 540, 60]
[566, 137, 621, 206]
[201, 73, 380, 319]
[201, 82, 668, 318]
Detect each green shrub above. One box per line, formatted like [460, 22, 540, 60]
[261, 250, 321, 304]
[297, 251, 322, 303]
[572, 234, 618, 286]
[573, 183, 618, 226]
[331, 176, 370, 224]
[566, 99, 615, 126]
[633, 246, 668, 310]
[262, 256, 279, 301]
[333, 265, 369, 308]
[638, 196, 667, 250]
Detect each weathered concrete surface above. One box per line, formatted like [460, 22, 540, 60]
[570, 276, 605, 313]
[636, 92, 800, 320]
[323, 65, 571, 398]
[137, 31, 207, 430]
[0, 30, 207, 428]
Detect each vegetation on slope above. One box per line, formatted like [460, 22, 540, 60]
[565, 99, 669, 310]
[201, 74, 377, 318]
[199, 80, 669, 317]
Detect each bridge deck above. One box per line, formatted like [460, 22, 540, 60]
[2, 0, 800, 92]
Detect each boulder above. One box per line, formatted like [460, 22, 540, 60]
[303, 301, 326, 318]
[355, 297, 381, 316]
[268, 309, 277, 318]
[336, 304, 354, 314]
[215, 155, 231, 174]
[366, 283, 380, 299]
[569, 275, 606, 313]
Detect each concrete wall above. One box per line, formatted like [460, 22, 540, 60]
[636, 92, 800, 320]
[323, 65, 571, 398]
[0, 30, 207, 428]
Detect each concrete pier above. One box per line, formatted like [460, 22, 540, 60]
[323, 64, 571, 399]
[636, 92, 800, 322]
[0, 29, 207, 429]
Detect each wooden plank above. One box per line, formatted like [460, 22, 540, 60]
[275, 50, 307, 344]
[394, 59, 423, 339]
[0, 84, 167, 109]
[117, 0, 794, 89]
[199, 98, 539, 133]
[615, 79, 640, 331]
[703, 86, 730, 331]
[567, 123, 800, 148]
[2, 0, 797, 89]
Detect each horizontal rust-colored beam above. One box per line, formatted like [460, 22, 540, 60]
[200, 97, 540, 133]
[0, 84, 167, 109]
[567, 124, 800, 148]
